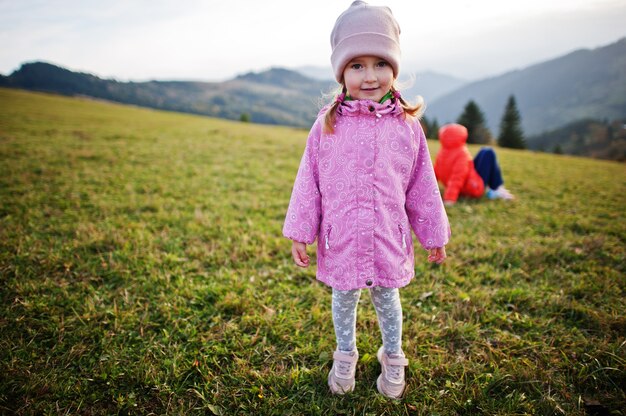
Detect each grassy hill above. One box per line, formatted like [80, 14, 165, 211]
[0, 88, 624, 415]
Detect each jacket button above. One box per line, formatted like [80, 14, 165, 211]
[369, 106, 375, 112]
[366, 279, 373, 286]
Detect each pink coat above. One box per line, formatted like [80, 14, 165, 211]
[283, 98, 450, 290]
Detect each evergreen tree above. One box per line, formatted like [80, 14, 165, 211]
[431, 118, 440, 141]
[420, 116, 440, 140]
[457, 100, 492, 144]
[497, 95, 526, 149]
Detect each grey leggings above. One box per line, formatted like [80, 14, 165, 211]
[332, 287, 403, 355]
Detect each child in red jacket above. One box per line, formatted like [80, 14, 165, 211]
[434, 123, 514, 205]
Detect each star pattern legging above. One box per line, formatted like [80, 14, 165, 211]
[332, 287, 403, 355]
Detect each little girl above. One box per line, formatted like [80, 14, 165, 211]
[283, 1, 450, 399]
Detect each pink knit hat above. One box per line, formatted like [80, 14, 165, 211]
[330, 1, 401, 83]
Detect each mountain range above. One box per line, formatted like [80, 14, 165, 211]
[427, 37, 626, 136]
[0, 63, 334, 127]
[1, 37, 624, 157]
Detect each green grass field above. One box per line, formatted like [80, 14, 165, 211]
[0, 87, 624, 415]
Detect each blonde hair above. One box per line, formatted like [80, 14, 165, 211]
[322, 83, 425, 134]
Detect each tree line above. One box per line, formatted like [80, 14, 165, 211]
[423, 95, 525, 149]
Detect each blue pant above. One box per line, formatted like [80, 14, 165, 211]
[473, 147, 503, 190]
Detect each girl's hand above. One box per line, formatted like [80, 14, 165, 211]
[428, 246, 447, 264]
[291, 241, 310, 268]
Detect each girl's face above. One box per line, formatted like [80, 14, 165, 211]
[342, 56, 394, 102]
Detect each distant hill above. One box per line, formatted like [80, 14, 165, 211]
[526, 118, 626, 161]
[427, 38, 626, 136]
[235, 68, 325, 93]
[400, 71, 468, 104]
[294, 66, 335, 82]
[0, 62, 334, 127]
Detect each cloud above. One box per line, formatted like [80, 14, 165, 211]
[402, 1, 626, 79]
[1, 0, 625, 81]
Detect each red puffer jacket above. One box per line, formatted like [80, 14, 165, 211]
[434, 124, 485, 202]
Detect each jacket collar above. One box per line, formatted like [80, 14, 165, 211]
[337, 97, 403, 117]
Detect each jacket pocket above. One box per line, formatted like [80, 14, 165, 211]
[324, 224, 333, 250]
[398, 224, 407, 251]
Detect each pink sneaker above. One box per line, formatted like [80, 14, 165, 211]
[328, 349, 358, 394]
[376, 347, 408, 399]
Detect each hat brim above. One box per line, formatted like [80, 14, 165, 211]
[331, 33, 401, 82]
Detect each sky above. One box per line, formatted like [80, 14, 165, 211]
[1, 0, 625, 82]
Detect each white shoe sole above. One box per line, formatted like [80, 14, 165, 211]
[328, 371, 355, 394]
